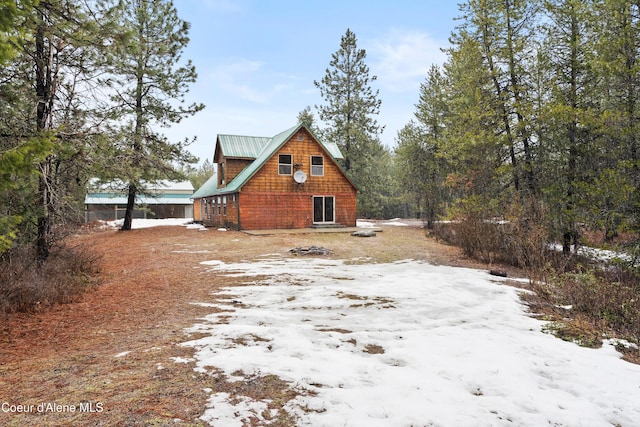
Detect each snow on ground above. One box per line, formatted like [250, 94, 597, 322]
[550, 243, 633, 264]
[103, 218, 206, 230]
[357, 218, 414, 228]
[381, 217, 409, 227]
[356, 219, 376, 228]
[182, 257, 640, 427]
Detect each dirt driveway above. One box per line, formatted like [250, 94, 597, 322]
[0, 224, 486, 426]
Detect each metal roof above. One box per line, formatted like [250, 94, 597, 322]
[85, 195, 193, 205]
[217, 125, 299, 194]
[191, 123, 356, 198]
[85, 179, 194, 205]
[191, 172, 218, 199]
[87, 179, 194, 194]
[217, 134, 271, 159]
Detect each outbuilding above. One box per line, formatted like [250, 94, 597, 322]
[85, 179, 194, 222]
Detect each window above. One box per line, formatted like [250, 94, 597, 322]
[278, 154, 292, 175]
[311, 155, 324, 176]
[223, 196, 227, 215]
[217, 196, 221, 214]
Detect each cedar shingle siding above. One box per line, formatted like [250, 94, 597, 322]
[192, 124, 358, 230]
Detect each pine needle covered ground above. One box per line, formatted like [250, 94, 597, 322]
[0, 223, 469, 426]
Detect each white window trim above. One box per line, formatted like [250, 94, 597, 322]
[310, 155, 324, 176]
[312, 195, 335, 224]
[278, 153, 293, 175]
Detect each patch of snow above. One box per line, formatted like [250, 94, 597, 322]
[190, 302, 220, 308]
[356, 219, 376, 228]
[186, 223, 207, 231]
[200, 392, 273, 427]
[608, 338, 639, 350]
[183, 258, 640, 426]
[170, 357, 193, 364]
[114, 351, 130, 358]
[381, 219, 408, 226]
[550, 243, 632, 263]
[106, 218, 193, 229]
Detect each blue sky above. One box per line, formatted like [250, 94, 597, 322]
[165, 1, 462, 165]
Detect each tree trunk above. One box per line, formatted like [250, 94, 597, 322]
[36, 159, 52, 261]
[35, 11, 52, 262]
[121, 183, 136, 231]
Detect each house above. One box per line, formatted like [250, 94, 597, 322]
[192, 123, 358, 230]
[85, 179, 194, 222]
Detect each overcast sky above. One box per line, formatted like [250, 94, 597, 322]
[165, 0, 461, 165]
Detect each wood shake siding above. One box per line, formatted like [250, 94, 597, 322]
[225, 158, 252, 184]
[192, 124, 358, 230]
[239, 129, 356, 229]
[243, 130, 352, 194]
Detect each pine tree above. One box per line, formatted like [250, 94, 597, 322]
[456, 0, 539, 195]
[98, 0, 203, 231]
[394, 65, 452, 226]
[592, 0, 640, 240]
[0, 1, 104, 260]
[314, 29, 383, 173]
[314, 28, 385, 217]
[296, 106, 318, 134]
[541, 0, 599, 252]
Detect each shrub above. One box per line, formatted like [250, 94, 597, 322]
[0, 244, 100, 318]
[433, 196, 553, 274]
[530, 266, 640, 345]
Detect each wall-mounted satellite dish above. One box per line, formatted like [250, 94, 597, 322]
[293, 170, 307, 184]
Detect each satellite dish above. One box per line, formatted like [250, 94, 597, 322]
[293, 170, 307, 184]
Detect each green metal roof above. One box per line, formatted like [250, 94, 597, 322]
[217, 134, 271, 159]
[193, 123, 355, 198]
[217, 125, 300, 194]
[191, 172, 218, 199]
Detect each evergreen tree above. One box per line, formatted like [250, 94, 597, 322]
[540, 0, 599, 252]
[442, 32, 504, 201]
[592, 0, 640, 240]
[395, 65, 451, 226]
[98, 0, 203, 231]
[184, 158, 215, 191]
[0, 1, 104, 260]
[314, 28, 385, 217]
[296, 106, 318, 134]
[455, 0, 540, 195]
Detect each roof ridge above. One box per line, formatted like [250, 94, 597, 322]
[218, 133, 270, 139]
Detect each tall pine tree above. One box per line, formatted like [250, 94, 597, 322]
[314, 28, 385, 217]
[0, 1, 103, 260]
[99, 0, 203, 231]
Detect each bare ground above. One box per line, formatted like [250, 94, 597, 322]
[0, 224, 516, 426]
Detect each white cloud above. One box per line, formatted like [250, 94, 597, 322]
[368, 29, 447, 93]
[209, 59, 269, 103]
[208, 59, 295, 104]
